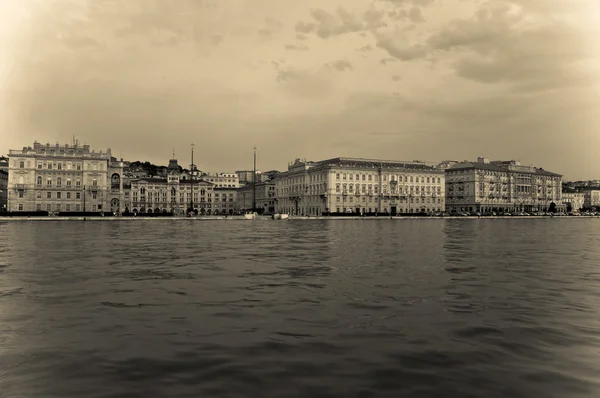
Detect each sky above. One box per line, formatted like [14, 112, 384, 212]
[1, 0, 599, 180]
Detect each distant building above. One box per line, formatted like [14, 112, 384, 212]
[213, 187, 239, 215]
[562, 192, 585, 212]
[236, 181, 275, 214]
[7, 141, 124, 213]
[445, 157, 563, 213]
[582, 189, 600, 209]
[125, 158, 215, 215]
[200, 173, 240, 188]
[0, 170, 7, 212]
[275, 157, 445, 216]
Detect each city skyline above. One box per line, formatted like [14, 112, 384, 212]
[1, 0, 599, 180]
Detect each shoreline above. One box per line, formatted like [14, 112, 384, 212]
[0, 215, 598, 221]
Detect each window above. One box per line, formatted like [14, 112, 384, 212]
[66, 204, 71, 211]
[47, 178, 52, 186]
[76, 204, 81, 211]
[92, 179, 97, 186]
[18, 191, 24, 198]
[36, 204, 41, 211]
[47, 192, 52, 199]
[76, 192, 81, 199]
[48, 163, 52, 170]
[37, 191, 41, 199]
[56, 204, 61, 211]
[67, 192, 71, 199]
[19, 161, 24, 168]
[66, 178, 71, 186]
[57, 192, 61, 199]
[37, 176, 42, 185]
[58, 163, 62, 170]
[76, 164, 81, 171]
[76, 179, 81, 186]
[92, 193, 97, 200]
[18, 204, 24, 211]
[37, 163, 42, 169]
[46, 204, 51, 211]
[57, 177, 62, 186]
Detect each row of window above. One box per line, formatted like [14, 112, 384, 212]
[35, 176, 98, 186]
[16, 159, 103, 171]
[15, 203, 101, 212]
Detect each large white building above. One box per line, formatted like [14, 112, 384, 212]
[275, 157, 445, 216]
[7, 141, 124, 213]
[445, 157, 563, 213]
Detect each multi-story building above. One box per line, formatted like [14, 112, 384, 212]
[582, 189, 600, 209]
[236, 181, 276, 214]
[7, 141, 124, 213]
[213, 187, 239, 214]
[200, 173, 240, 188]
[125, 158, 216, 215]
[445, 157, 563, 213]
[275, 157, 445, 216]
[562, 192, 585, 212]
[0, 172, 7, 212]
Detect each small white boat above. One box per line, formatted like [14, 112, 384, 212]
[272, 213, 289, 220]
[244, 212, 257, 220]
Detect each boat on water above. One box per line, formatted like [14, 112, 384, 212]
[272, 213, 289, 220]
[244, 212, 258, 220]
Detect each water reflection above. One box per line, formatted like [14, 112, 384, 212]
[1, 219, 599, 397]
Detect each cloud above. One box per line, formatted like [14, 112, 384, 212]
[258, 18, 284, 38]
[295, 6, 387, 39]
[284, 43, 309, 51]
[427, 0, 599, 92]
[376, 32, 428, 61]
[328, 60, 353, 71]
[408, 7, 425, 23]
[296, 33, 307, 40]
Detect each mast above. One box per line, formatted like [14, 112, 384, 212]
[252, 146, 257, 212]
[190, 143, 195, 212]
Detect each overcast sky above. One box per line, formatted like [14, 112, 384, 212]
[1, 0, 599, 179]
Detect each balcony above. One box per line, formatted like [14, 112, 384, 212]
[16, 184, 25, 190]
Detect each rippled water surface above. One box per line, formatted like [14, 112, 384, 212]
[1, 219, 600, 397]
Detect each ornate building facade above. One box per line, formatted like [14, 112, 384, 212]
[125, 158, 217, 215]
[275, 157, 445, 216]
[445, 157, 563, 213]
[7, 141, 124, 213]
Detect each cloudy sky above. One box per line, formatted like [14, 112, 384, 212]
[1, 0, 599, 179]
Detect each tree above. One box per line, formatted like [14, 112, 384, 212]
[549, 202, 557, 213]
[566, 203, 572, 213]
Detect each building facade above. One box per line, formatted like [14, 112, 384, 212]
[236, 181, 276, 214]
[126, 162, 216, 215]
[200, 173, 240, 188]
[7, 141, 124, 213]
[213, 187, 239, 214]
[445, 157, 563, 213]
[562, 192, 585, 212]
[275, 157, 445, 216]
[582, 189, 600, 209]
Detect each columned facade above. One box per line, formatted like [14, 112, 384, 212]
[275, 157, 445, 216]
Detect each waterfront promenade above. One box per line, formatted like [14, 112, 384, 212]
[1, 215, 599, 221]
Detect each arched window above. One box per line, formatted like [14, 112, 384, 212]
[66, 178, 71, 186]
[57, 177, 62, 186]
[92, 179, 97, 187]
[76, 179, 81, 186]
[37, 176, 42, 185]
[46, 177, 52, 186]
